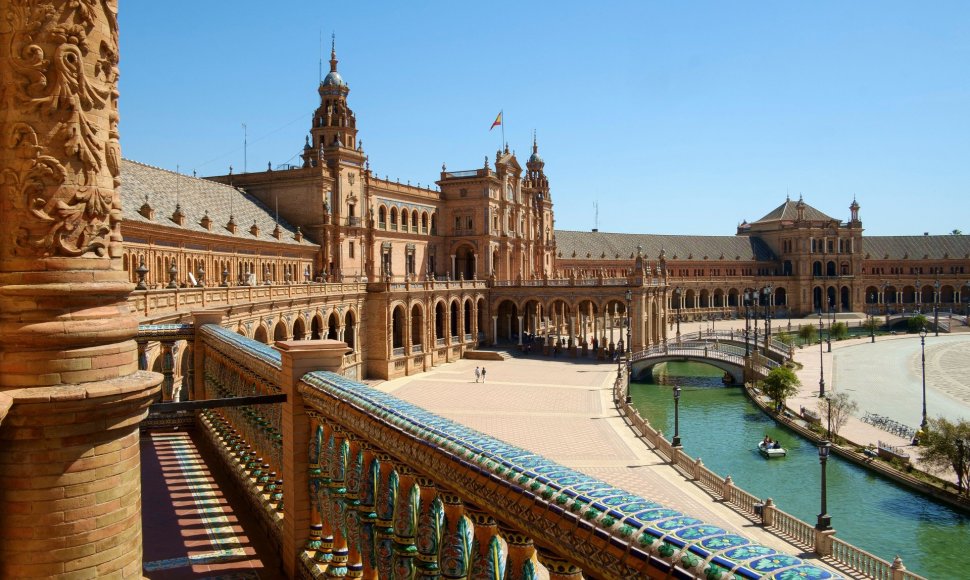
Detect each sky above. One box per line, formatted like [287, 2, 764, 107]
[118, 1, 969, 237]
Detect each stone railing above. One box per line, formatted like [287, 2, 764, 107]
[294, 371, 842, 579]
[611, 369, 926, 580]
[195, 322, 287, 545]
[130, 282, 366, 320]
[181, 321, 843, 578]
[830, 537, 923, 580]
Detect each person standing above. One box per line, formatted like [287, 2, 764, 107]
[481, 367, 486, 383]
[474, 367, 481, 383]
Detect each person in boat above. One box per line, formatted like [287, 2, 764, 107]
[773, 441, 782, 449]
[762, 435, 771, 447]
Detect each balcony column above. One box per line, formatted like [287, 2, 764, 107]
[450, 254, 456, 280]
[414, 476, 443, 578]
[305, 412, 330, 565]
[160, 340, 177, 401]
[0, 2, 162, 576]
[499, 526, 539, 580]
[181, 338, 193, 401]
[324, 428, 351, 576]
[491, 316, 498, 346]
[465, 505, 506, 576]
[438, 493, 473, 579]
[391, 465, 419, 578]
[276, 339, 350, 577]
[341, 437, 365, 578]
[373, 452, 398, 579]
[517, 316, 524, 345]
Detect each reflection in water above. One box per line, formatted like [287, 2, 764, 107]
[633, 361, 968, 580]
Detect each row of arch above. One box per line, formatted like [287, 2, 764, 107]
[247, 310, 359, 351]
[377, 205, 437, 235]
[862, 284, 968, 306]
[672, 287, 789, 309]
[123, 249, 313, 288]
[389, 296, 487, 351]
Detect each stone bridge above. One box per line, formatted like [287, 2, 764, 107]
[630, 339, 784, 384]
[884, 311, 968, 333]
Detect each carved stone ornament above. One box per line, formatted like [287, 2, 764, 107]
[1, 0, 122, 259]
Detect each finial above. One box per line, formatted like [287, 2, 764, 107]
[330, 32, 338, 72]
[442, 162, 446, 172]
[532, 129, 538, 153]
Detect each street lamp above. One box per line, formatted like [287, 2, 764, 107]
[882, 282, 889, 316]
[743, 289, 753, 357]
[934, 280, 940, 337]
[827, 298, 833, 353]
[869, 292, 876, 343]
[672, 385, 682, 447]
[762, 285, 772, 355]
[816, 439, 832, 531]
[919, 325, 928, 431]
[818, 311, 826, 397]
[625, 289, 633, 404]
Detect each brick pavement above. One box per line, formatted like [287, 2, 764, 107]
[378, 354, 835, 567]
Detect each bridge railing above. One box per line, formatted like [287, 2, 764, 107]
[611, 367, 926, 580]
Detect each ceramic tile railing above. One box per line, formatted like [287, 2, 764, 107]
[295, 371, 843, 579]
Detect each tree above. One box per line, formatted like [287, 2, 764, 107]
[760, 366, 801, 411]
[918, 417, 970, 496]
[907, 314, 928, 334]
[952, 229, 963, 235]
[830, 321, 849, 341]
[817, 392, 858, 440]
[797, 324, 817, 345]
[776, 331, 795, 346]
[862, 317, 879, 333]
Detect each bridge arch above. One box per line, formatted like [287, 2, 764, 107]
[632, 356, 744, 385]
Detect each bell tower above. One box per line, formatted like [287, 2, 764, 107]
[523, 133, 555, 277]
[302, 36, 359, 169]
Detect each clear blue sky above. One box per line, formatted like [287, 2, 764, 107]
[119, 1, 969, 236]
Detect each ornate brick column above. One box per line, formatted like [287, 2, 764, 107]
[0, 2, 161, 578]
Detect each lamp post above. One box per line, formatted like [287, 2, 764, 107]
[762, 285, 772, 355]
[915, 278, 921, 313]
[919, 325, 928, 431]
[674, 287, 682, 342]
[816, 440, 832, 531]
[818, 311, 826, 397]
[882, 282, 889, 316]
[869, 292, 876, 343]
[827, 298, 833, 353]
[934, 280, 940, 337]
[672, 385, 682, 447]
[625, 289, 633, 404]
[743, 289, 752, 357]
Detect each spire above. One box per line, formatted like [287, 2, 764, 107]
[330, 33, 338, 73]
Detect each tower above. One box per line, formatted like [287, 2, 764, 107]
[523, 133, 555, 277]
[301, 37, 366, 280]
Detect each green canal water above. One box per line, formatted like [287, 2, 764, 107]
[632, 362, 969, 580]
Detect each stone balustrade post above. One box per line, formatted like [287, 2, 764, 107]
[814, 528, 836, 557]
[191, 309, 225, 401]
[275, 338, 350, 578]
[762, 498, 775, 527]
[465, 505, 505, 576]
[891, 556, 908, 580]
[721, 475, 734, 501]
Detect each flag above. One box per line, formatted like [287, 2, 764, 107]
[490, 111, 502, 131]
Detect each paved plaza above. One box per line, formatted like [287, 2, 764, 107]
[377, 353, 844, 571]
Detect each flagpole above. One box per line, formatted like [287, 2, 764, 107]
[501, 109, 505, 150]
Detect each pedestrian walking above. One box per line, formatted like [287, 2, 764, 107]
[481, 367, 486, 383]
[474, 367, 480, 383]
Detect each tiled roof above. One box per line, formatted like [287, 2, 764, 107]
[554, 230, 776, 261]
[863, 235, 970, 260]
[121, 159, 316, 247]
[752, 198, 835, 224]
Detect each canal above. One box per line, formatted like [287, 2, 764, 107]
[631, 361, 969, 580]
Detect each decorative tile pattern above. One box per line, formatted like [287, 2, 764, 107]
[300, 371, 842, 579]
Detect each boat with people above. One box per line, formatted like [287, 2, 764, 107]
[758, 439, 787, 458]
